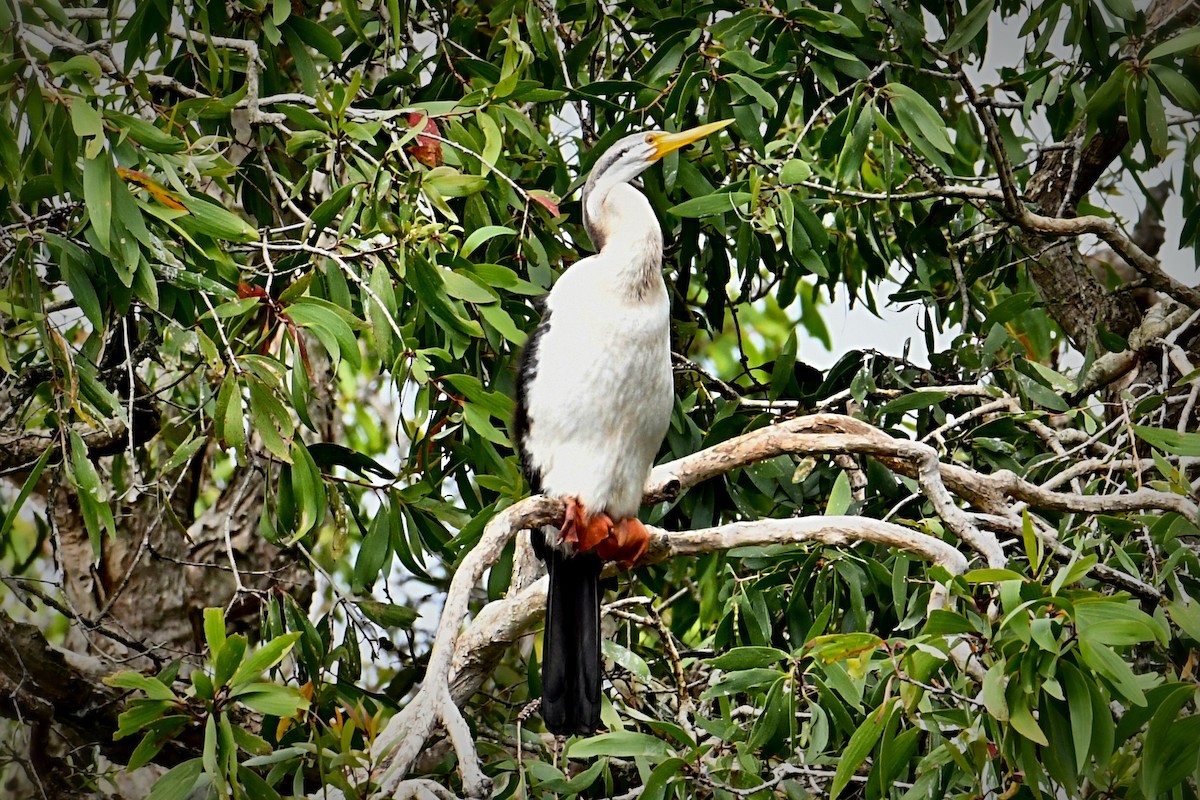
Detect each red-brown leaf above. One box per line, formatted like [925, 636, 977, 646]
[406, 113, 442, 167]
[529, 191, 560, 217]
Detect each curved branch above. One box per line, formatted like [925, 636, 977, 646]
[646, 414, 1197, 524]
[326, 411, 1194, 798]
[1016, 209, 1200, 309]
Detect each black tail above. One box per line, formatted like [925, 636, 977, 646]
[538, 534, 602, 735]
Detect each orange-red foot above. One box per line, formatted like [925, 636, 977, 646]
[558, 497, 613, 553]
[594, 517, 651, 568]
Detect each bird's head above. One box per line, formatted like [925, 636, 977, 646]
[583, 119, 733, 248]
[585, 119, 735, 193]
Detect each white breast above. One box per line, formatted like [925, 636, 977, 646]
[522, 254, 673, 520]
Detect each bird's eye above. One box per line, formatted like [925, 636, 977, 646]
[644, 134, 654, 144]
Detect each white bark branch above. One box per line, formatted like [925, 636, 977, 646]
[314, 410, 1195, 797]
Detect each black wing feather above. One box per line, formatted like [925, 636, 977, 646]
[512, 304, 604, 734]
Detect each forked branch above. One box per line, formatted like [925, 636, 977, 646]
[319, 412, 1191, 798]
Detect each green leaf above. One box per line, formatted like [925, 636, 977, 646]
[47, 233, 104, 329]
[1050, 553, 1098, 594]
[700, 667, 784, 698]
[423, 166, 488, 198]
[231, 633, 302, 686]
[106, 670, 179, 701]
[964, 568, 1026, 583]
[1007, 692, 1048, 745]
[879, 390, 949, 414]
[441, 269, 497, 303]
[943, 0, 994, 52]
[982, 291, 1037, 329]
[179, 195, 258, 242]
[1151, 65, 1200, 112]
[126, 717, 188, 770]
[1141, 683, 1196, 798]
[82, 155, 113, 251]
[837, 103, 874, 185]
[1085, 63, 1131, 118]
[640, 757, 687, 800]
[887, 84, 953, 153]
[1100, 0, 1136, 20]
[285, 16, 343, 61]
[567, 730, 671, 759]
[1077, 638, 1145, 705]
[705, 646, 788, 671]
[747, 676, 789, 752]
[1124, 74, 1146, 148]
[214, 373, 245, 451]
[921, 609, 976, 636]
[286, 298, 363, 370]
[478, 303, 526, 345]
[162, 435, 207, 475]
[237, 765, 282, 800]
[981, 660, 1009, 721]
[147, 758, 204, 800]
[0, 445, 52, 542]
[478, 109, 502, 165]
[353, 512, 391, 589]
[192, 670, 214, 701]
[1145, 79, 1169, 159]
[1166, 597, 1200, 641]
[667, 191, 753, 218]
[825, 470, 852, 515]
[203, 607, 226, 657]
[357, 600, 419, 629]
[308, 182, 358, 234]
[461, 225, 517, 258]
[202, 714, 218, 786]
[230, 683, 309, 717]
[105, 111, 186, 153]
[779, 159, 813, 184]
[603, 640, 652, 681]
[116, 699, 177, 739]
[728, 73, 778, 113]
[1074, 597, 1161, 646]
[213, 634, 247, 686]
[406, 254, 484, 340]
[805, 632, 884, 664]
[1145, 27, 1200, 60]
[1133, 425, 1200, 456]
[247, 379, 292, 461]
[289, 440, 326, 535]
[831, 699, 893, 798]
[1060, 661, 1093, 769]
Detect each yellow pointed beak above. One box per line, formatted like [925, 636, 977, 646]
[648, 119, 734, 160]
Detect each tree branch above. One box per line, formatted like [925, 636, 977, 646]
[312, 404, 1200, 797]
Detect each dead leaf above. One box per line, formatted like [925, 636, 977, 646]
[529, 191, 560, 217]
[406, 113, 442, 167]
[116, 166, 187, 210]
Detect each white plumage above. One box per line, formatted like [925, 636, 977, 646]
[520, 181, 673, 524]
[513, 120, 732, 735]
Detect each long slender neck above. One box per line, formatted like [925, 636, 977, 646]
[583, 182, 664, 299]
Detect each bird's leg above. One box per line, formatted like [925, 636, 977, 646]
[594, 517, 651, 568]
[558, 497, 613, 552]
[559, 496, 584, 547]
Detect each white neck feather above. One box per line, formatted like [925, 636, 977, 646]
[584, 182, 664, 298]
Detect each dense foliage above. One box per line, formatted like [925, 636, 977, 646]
[3, 0, 1200, 798]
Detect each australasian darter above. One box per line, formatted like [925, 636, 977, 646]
[513, 119, 734, 735]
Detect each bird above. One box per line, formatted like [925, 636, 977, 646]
[512, 119, 733, 735]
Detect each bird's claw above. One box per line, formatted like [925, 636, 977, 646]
[559, 497, 613, 552]
[558, 498, 649, 567]
[595, 517, 650, 568]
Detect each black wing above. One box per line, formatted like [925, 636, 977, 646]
[512, 305, 551, 494]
